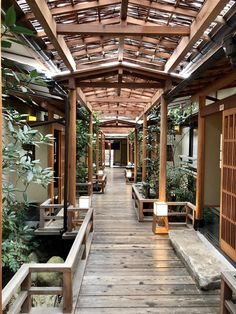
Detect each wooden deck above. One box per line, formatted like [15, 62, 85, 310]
[75, 168, 220, 314]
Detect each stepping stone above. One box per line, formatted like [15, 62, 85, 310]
[169, 229, 233, 290]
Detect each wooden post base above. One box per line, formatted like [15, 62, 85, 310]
[152, 214, 169, 234]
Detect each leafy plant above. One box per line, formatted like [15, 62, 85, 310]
[2, 110, 54, 271]
[76, 110, 101, 183]
[1, 8, 55, 273]
[1, 5, 35, 49]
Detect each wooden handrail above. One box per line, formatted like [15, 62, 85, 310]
[220, 271, 236, 314]
[2, 207, 94, 313]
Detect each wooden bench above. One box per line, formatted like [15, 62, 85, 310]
[221, 271, 236, 314]
[93, 174, 107, 193]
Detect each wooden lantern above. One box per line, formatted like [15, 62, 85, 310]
[152, 202, 169, 234]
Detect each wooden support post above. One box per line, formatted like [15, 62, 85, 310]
[195, 96, 206, 228]
[102, 134, 105, 169]
[220, 278, 232, 314]
[130, 141, 133, 164]
[137, 131, 140, 169]
[48, 110, 54, 203]
[142, 113, 147, 182]
[63, 271, 73, 313]
[68, 87, 77, 207]
[159, 96, 167, 202]
[95, 132, 99, 174]
[134, 129, 138, 183]
[127, 137, 130, 164]
[88, 113, 93, 195]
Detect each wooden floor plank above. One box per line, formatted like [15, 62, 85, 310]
[75, 308, 219, 314]
[75, 168, 220, 314]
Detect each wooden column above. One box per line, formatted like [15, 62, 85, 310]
[102, 134, 105, 169]
[142, 113, 147, 182]
[195, 96, 206, 226]
[159, 96, 167, 202]
[48, 110, 54, 201]
[127, 137, 130, 164]
[68, 88, 77, 207]
[88, 112, 93, 194]
[137, 131, 140, 168]
[134, 129, 138, 182]
[95, 132, 99, 173]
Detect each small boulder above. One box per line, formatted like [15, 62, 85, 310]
[37, 256, 64, 287]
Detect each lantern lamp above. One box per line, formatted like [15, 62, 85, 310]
[79, 196, 91, 209]
[153, 202, 168, 216]
[97, 170, 104, 176]
[152, 202, 169, 234]
[126, 169, 132, 178]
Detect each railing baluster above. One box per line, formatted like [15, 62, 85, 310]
[20, 273, 32, 313]
[63, 270, 73, 313]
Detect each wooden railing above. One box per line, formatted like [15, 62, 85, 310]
[93, 174, 107, 193]
[220, 271, 236, 314]
[3, 207, 94, 314]
[39, 198, 64, 229]
[132, 183, 196, 224]
[76, 181, 92, 196]
[166, 201, 195, 226]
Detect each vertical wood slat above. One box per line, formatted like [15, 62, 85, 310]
[68, 87, 77, 207]
[220, 277, 233, 314]
[63, 271, 73, 313]
[195, 96, 206, 221]
[21, 273, 32, 313]
[159, 96, 167, 202]
[220, 108, 236, 262]
[142, 113, 147, 182]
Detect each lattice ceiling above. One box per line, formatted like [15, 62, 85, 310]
[10, 0, 236, 121]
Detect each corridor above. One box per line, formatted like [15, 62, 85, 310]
[75, 168, 219, 314]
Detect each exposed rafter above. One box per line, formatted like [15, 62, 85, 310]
[165, 0, 228, 72]
[56, 24, 190, 36]
[26, 0, 76, 72]
[87, 97, 151, 103]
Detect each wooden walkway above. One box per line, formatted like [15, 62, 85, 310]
[75, 168, 219, 314]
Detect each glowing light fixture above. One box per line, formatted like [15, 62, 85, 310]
[126, 169, 132, 178]
[153, 202, 168, 216]
[79, 196, 91, 209]
[28, 115, 37, 122]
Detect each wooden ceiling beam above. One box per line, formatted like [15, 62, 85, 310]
[26, 0, 76, 72]
[87, 97, 151, 102]
[165, 0, 228, 72]
[57, 24, 190, 36]
[78, 82, 163, 88]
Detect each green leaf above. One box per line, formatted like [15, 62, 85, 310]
[30, 69, 39, 78]
[10, 25, 34, 36]
[5, 6, 16, 27]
